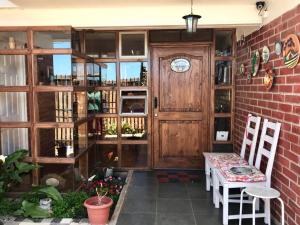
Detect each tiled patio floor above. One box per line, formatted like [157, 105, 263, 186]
[116, 171, 268, 225]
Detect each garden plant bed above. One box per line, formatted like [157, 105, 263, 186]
[0, 170, 132, 225]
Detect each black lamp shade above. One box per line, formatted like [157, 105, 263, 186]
[182, 14, 201, 33]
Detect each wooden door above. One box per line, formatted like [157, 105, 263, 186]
[152, 44, 210, 169]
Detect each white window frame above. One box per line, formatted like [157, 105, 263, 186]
[119, 31, 148, 59]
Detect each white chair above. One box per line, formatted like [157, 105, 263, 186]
[203, 114, 261, 205]
[214, 119, 281, 225]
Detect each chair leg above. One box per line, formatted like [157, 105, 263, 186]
[223, 186, 229, 225]
[213, 174, 220, 208]
[239, 189, 246, 225]
[264, 198, 271, 225]
[277, 197, 285, 225]
[252, 197, 257, 225]
[212, 169, 216, 205]
[205, 159, 210, 191]
[255, 198, 260, 211]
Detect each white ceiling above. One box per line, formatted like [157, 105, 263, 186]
[11, 0, 258, 8]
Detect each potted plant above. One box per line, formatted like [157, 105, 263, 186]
[84, 183, 113, 225]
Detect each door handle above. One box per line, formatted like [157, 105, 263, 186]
[154, 97, 158, 109]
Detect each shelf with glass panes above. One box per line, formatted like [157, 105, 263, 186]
[213, 29, 234, 147]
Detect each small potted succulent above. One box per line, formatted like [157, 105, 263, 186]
[84, 183, 113, 225]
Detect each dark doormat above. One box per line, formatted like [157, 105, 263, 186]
[155, 170, 201, 183]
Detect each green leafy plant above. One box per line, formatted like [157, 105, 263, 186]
[16, 186, 63, 219]
[0, 149, 37, 199]
[52, 191, 88, 218]
[106, 122, 117, 135]
[121, 121, 135, 134]
[0, 198, 21, 216]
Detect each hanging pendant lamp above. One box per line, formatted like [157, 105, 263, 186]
[182, 0, 201, 33]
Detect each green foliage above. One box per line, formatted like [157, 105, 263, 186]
[121, 121, 135, 134]
[15, 200, 50, 219]
[52, 191, 88, 218]
[0, 149, 37, 198]
[106, 122, 117, 135]
[0, 198, 21, 216]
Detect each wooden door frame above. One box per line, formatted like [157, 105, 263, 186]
[149, 42, 213, 169]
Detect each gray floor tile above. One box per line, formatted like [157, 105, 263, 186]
[158, 183, 188, 199]
[116, 213, 155, 225]
[126, 185, 158, 199]
[191, 198, 220, 215]
[122, 198, 156, 214]
[156, 213, 196, 225]
[157, 199, 192, 214]
[194, 213, 222, 225]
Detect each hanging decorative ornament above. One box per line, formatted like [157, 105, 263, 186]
[282, 34, 300, 68]
[247, 71, 252, 84]
[251, 50, 260, 76]
[263, 65, 274, 91]
[275, 41, 282, 56]
[239, 63, 245, 76]
[262, 46, 270, 64]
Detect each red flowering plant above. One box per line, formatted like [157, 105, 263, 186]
[81, 175, 125, 208]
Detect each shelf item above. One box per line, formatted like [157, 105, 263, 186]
[0, 128, 30, 156]
[120, 62, 148, 86]
[121, 144, 147, 167]
[214, 117, 231, 142]
[120, 90, 147, 115]
[88, 90, 117, 114]
[215, 30, 233, 57]
[0, 55, 27, 86]
[85, 32, 116, 58]
[215, 90, 231, 113]
[119, 32, 147, 58]
[121, 117, 147, 140]
[0, 92, 28, 122]
[0, 31, 27, 49]
[215, 61, 232, 85]
[90, 117, 118, 140]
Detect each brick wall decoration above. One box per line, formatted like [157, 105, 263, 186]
[234, 4, 300, 225]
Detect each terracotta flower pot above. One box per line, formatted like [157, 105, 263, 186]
[84, 196, 113, 225]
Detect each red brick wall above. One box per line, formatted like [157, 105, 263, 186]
[234, 5, 300, 225]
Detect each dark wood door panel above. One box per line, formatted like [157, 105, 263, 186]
[159, 55, 203, 112]
[152, 44, 210, 169]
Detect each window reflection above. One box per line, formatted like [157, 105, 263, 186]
[120, 62, 148, 86]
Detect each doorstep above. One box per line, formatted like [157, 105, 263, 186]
[0, 170, 133, 225]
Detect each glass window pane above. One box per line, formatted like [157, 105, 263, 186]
[38, 125, 87, 158]
[0, 128, 30, 156]
[121, 144, 147, 167]
[215, 61, 232, 85]
[85, 32, 116, 58]
[0, 92, 28, 122]
[34, 31, 71, 49]
[120, 62, 148, 86]
[121, 98, 146, 115]
[88, 91, 117, 114]
[36, 54, 71, 85]
[96, 144, 118, 167]
[121, 33, 145, 57]
[0, 55, 27, 86]
[215, 90, 231, 113]
[0, 31, 27, 49]
[214, 118, 231, 141]
[87, 63, 116, 87]
[39, 163, 77, 192]
[121, 117, 147, 140]
[71, 30, 81, 52]
[215, 30, 233, 56]
[89, 118, 117, 140]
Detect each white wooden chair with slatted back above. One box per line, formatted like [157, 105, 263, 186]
[213, 119, 281, 225]
[203, 114, 261, 204]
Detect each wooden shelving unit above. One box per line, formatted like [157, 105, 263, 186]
[211, 29, 236, 151]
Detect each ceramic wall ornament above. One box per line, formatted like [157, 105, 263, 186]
[283, 34, 300, 68]
[251, 50, 260, 76]
[263, 65, 274, 91]
[239, 63, 245, 76]
[262, 46, 270, 64]
[275, 41, 283, 56]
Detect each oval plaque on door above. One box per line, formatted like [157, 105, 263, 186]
[170, 58, 190, 73]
